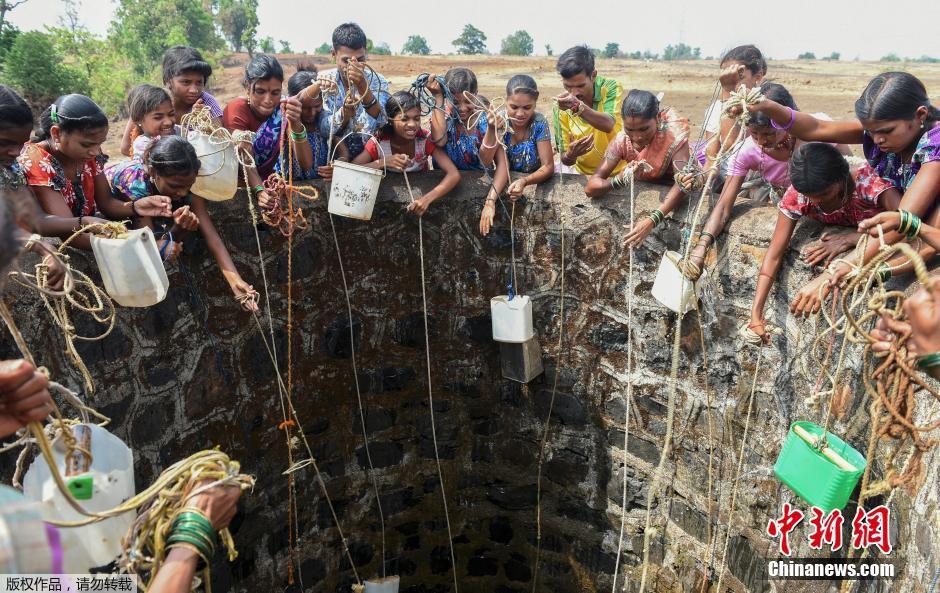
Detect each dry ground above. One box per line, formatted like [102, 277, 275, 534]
[103, 53, 940, 156]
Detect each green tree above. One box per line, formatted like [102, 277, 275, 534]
[402, 34, 430, 55]
[110, 0, 223, 76]
[824, 51, 840, 61]
[0, 22, 18, 63]
[544, 43, 552, 56]
[881, 53, 901, 62]
[314, 42, 330, 55]
[2, 30, 88, 109]
[215, 0, 258, 54]
[662, 43, 700, 60]
[797, 51, 816, 60]
[369, 40, 391, 55]
[500, 30, 532, 56]
[603, 42, 620, 59]
[279, 39, 291, 53]
[453, 23, 486, 55]
[0, 0, 32, 39]
[259, 36, 275, 53]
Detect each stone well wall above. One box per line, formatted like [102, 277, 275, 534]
[1, 170, 936, 593]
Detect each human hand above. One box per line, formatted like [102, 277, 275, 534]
[346, 59, 367, 94]
[158, 238, 183, 262]
[135, 196, 173, 218]
[231, 279, 259, 312]
[407, 196, 431, 217]
[622, 218, 655, 248]
[858, 211, 901, 237]
[386, 153, 411, 172]
[256, 190, 277, 211]
[173, 205, 200, 231]
[903, 278, 940, 357]
[0, 359, 53, 438]
[426, 74, 442, 97]
[745, 318, 771, 345]
[565, 135, 594, 161]
[790, 274, 831, 317]
[317, 164, 334, 181]
[479, 201, 496, 236]
[719, 63, 747, 92]
[189, 481, 242, 531]
[555, 92, 579, 112]
[283, 96, 303, 127]
[507, 178, 527, 200]
[802, 231, 860, 267]
[41, 252, 66, 292]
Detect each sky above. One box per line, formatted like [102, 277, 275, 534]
[7, 0, 940, 61]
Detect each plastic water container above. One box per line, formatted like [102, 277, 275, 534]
[651, 251, 701, 315]
[364, 576, 400, 593]
[23, 424, 136, 572]
[491, 295, 534, 343]
[91, 227, 169, 307]
[188, 129, 238, 202]
[773, 421, 866, 512]
[328, 160, 384, 220]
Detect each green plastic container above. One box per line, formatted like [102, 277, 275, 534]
[773, 421, 866, 512]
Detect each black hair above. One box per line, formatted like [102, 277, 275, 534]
[720, 44, 767, 76]
[162, 45, 213, 85]
[144, 136, 201, 178]
[790, 142, 851, 196]
[506, 74, 539, 98]
[556, 46, 594, 79]
[749, 82, 798, 128]
[382, 91, 420, 136]
[243, 54, 284, 90]
[332, 22, 367, 51]
[444, 67, 477, 96]
[128, 84, 172, 123]
[621, 89, 660, 120]
[0, 85, 33, 131]
[36, 94, 108, 142]
[855, 71, 940, 123]
[288, 62, 319, 97]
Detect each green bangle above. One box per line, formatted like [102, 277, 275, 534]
[699, 231, 715, 243]
[915, 351, 940, 370]
[172, 518, 217, 540]
[290, 126, 308, 141]
[174, 510, 214, 529]
[907, 214, 922, 240]
[648, 209, 665, 226]
[877, 264, 892, 283]
[166, 533, 214, 557]
[170, 527, 216, 551]
[252, 184, 265, 196]
[610, 175, 625, 189]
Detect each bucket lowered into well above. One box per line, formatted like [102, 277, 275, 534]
[187, 129, 238, 202]
[364, 576, 400, 593]
[651, 250, 702, 315]
[328, 132, 386, 221]
[490, 295, 535, 343]
[773, 421, 866, 512]
[91, 226, 169, 307]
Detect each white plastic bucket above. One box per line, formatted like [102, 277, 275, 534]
[651, 250, 701, 315]
[91, 226, 169, 307]
[23, 424, 136, 573]
[491, 295, 534, 343]
[328, 160, 384, 220]
[188, 129, 238, 202]
[364, 576, 400, 593]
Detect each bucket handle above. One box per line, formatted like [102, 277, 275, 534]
[330, 131, 387, 179]
[187, 129, 231, 177]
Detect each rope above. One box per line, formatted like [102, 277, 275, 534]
[328, 213, 387, 578]
[400, 170, 459, 592]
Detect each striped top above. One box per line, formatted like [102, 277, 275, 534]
[552, 74, 624, 175]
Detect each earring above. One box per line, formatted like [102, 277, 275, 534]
[921, 121, 926, 129]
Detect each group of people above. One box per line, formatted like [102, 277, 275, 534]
[1, 18, 940, 588]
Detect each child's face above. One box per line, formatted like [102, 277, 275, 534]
[862, 108, 928, 155]
[140, 100, 176, 138]
[506, 92, 537, 128]
[392, 108, 421, 140]
[721, 59, 763, 89]
[54, 126, 108, 162]
[806, 180, 845, 212]
[300, 94, 323, 127]
[168, 71, 206, 107]
[749, 125, 789, 150]
[0, 125, 31, 167]
[248, 78, 282, 118]
[152, 171, 197, 202]
[623, 116, 658, 151]
[453, 94, 476, 124]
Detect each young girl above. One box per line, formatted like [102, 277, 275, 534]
[19, 94, 171, 251]
[750, 71, 940, 306]
[222, 54, 311, 210]
[584, 90, 691, 247]
[685, 83, 848, 278]
[748, 143, 900, 339]
[0, 85, 66, 289]
[275, 64, 346, 180]
[353, 91, 460, 216]
[120, 46, 223, 157]
[125, 85, 176, 158]
[108, 136, 259, 311]
[478, 75, 554, 235]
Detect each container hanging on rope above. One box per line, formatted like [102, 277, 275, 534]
[328, 132, 386, 221]
[364, 576, 400, 593]
[499, 336, 544, 383]
[773, 421, 866, 512]
[22, 423, 136, 572]
[91, 226, 168, 307]
[651, 250, 702, 315]
[188, 128, 238, 201]
[491, 295, 534, 343]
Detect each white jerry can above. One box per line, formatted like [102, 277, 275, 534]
[23, 424, 136, 573]
[91, 227, 169, 307]
[187, 129, 238, 202]
[364, 576, 400, 593]
[490, 295, 535, 343]
[651, 250, 703, 315]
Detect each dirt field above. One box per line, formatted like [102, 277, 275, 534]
[104, 53, 940, 156]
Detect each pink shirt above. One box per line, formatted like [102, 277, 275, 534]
[728, 112, 832, 187]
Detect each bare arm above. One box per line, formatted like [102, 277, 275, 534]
[120, 120, 134, 157]
[751, 212, 797, 325]
[578, 104, 615, 133]
[750, 98, 865, 144]
[191, 197, 258, 310]
[526, 139, 555, 186]
[584, 153, 619, 198]
[701, 174, 746, 238]
[146, 548, 199, 593]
